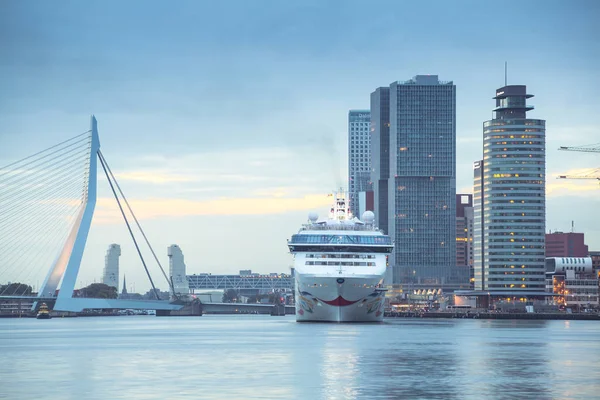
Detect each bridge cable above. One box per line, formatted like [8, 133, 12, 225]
[0, 194, 83, 272]
[0, 192, 81, 267]
[11, 205, 81, 297]
[0, 183, 84, 242]
[0, 203, 82, 297]
[0, 183, 82, 271]
[0, 132, 91, 176]
[97, 150, 177, 299]
[0, 131, 91, 298]
[97, 151, 161, 301]
[0, 179, 85, 278]
[0, 158, 89, 222]
[0, 145, 90, 196]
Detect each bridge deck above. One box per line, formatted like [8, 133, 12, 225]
[0, 296, 183, 312]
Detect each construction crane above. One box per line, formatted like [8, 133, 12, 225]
[558, 143, 600, 153]
[557, 168, 600, 182]
[557, 142, 599, 183]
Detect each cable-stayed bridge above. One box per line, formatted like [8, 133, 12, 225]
[0, 116, 182, 312]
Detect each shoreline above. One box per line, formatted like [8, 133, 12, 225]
[2, 311, 600, 321]
[384, 311, 600, 321]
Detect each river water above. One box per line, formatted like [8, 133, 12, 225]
[0, 316, 598, 400]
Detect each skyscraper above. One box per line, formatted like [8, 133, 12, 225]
[389, 75, 457, 288]
[480, 85, 546, 292]
[348, 110, 372, 218]
[102, 243, 120, 290]
[168, 244, 190, 296]
[456, 194, 474, 286]
[370, 88, 391, 235]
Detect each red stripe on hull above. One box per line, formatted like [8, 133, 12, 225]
[320, 296, 359, 306]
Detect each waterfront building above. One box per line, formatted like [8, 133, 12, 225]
[187, 272, 293, 297]
[545, 231, 588, 257]
[388, 75, 457, 288]
[456, 194, 474, 287]
[348, 110, 372, 218]
[102, 244, 120, 291]
[590, 251, 600, 278]
[0, 298, 34, 315]
[168, 245, 190, 296]
[545, 257, 598, 309]
[480, 84, 546, 292]
[370, 87, 391, 236]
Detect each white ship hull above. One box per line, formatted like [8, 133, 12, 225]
[295, 275, 386, 322]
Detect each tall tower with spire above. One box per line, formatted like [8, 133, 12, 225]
[474, 84, 546, 292]
[121, 275, 128, 295]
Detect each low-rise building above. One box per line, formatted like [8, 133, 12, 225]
[545, 232, 588, 257]
[456, 194, 474, 287]
[589, 251, 600, 277]
[545, 257, 598, 310]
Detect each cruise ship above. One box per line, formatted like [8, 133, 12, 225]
[288, 191, 393, 322]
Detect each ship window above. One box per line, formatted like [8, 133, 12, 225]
[290, 234, 391, 245]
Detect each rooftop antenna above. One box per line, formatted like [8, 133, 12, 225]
[504, 61, 507, 86]
[571, 220, 574, 233]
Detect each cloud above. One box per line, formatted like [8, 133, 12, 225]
[98, 146, 338, 205]
[112, 169, 277, 185]
[546, 173, 599, 197]
[93, 193, 332, 224]
[457, 137, 481, 144]
[546, 126, 599, 145]
[113, 171, 195, 184]
[110, 147, 306, 186]
[457, 185, 473, 194]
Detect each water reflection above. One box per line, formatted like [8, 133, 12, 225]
[370, 344, 459, 399]
[320, 326, 361, 399]
[0, 317, 598, 399]
[485, 342, 551, 399]
[480, 319, 549, 329]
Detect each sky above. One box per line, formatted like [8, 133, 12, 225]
[0, 0, 599, 293]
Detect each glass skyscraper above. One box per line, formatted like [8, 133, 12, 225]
[479, 85, 546, 292]
[388, 75, 457, 287]
[348, 110, 371, 218]
[370, 88, 390, 235]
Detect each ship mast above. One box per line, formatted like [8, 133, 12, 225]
[332, 188, 348, 221]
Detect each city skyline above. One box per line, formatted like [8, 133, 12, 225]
[1, 1, 598, 292]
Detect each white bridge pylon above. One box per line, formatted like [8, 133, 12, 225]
[35, 116, 99, 309]
[6, 116, 181, 312]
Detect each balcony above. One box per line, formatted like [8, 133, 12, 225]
[494, 104, 535, 112]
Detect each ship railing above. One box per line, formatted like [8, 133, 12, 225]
[299, 224, 384, 233]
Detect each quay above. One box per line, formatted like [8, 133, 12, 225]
[384, 311, 600, 321]
[0, 304, 296, 318]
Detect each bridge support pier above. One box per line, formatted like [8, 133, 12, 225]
[271, 304, 286, 316]
[156, 299, 203, 316]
